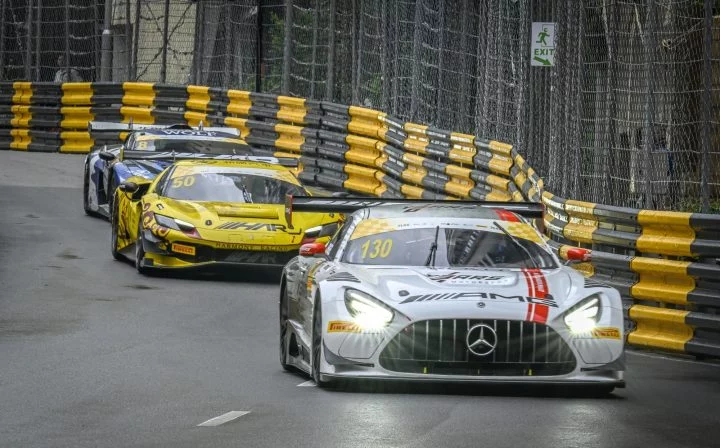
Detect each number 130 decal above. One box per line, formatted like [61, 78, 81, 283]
[360, 239, 393, 259]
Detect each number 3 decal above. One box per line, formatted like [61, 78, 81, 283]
[360, 239, 393, 259]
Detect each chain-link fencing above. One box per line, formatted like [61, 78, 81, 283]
[1, 0, 718, 211]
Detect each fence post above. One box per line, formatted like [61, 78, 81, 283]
[34, 0, 41, 81]
[222, 1, 232, 88]
[132, 0, 140, 80]
[410, 0, 422, 120]
[642, 0, 657, 209]
[380, 0, 389, 111]
[351, 0, 358, 103]
[256, 0, 262, 92]
[281, 0, 293, 94]
[325, 0, 335, 100]
[0, 0, 5, 80]
[160, 0, 170, 84]
[309, 0, 319, 98]
[25, 0, 32, 80]
[101, 0, 113, 81]
[701, 0, 712, 213]
[125, 0, 131, 80]
[64, 0, 70, 81]
[435, 1, 444, 125]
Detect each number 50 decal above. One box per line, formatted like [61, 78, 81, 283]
[171, 176, 195, 188]
[360, 239, 393, 259]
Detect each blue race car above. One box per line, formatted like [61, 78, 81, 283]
[83, 122, 255, 219]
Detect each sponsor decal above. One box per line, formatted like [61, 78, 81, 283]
[592, 327, 621, 340]
[402, 204, 476, 213]
[217, 222, 286, 231]
[214, 242, 293, 251]
[327, 321, 362, 333]
[426, 272, 505, 284]
[171, 243, 196, 256]
[399, 291, 558, 307]
[159, 130, 218, 136]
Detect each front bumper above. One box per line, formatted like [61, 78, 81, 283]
[140, 230, 298, 268]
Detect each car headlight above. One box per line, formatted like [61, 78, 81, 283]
[304, 222, 340, 240]
[564, 294, 601, 334]
[154, 214, 199, 237]
[344, 289, 394, 330]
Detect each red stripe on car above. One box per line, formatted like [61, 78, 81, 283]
[494, 209, 520, 222]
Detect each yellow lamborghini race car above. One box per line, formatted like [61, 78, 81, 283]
[110, 157, 341, 275]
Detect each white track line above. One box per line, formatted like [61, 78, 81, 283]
[627, 350, 720, 368]
[297, 380, 316, 387]
[197, 411, 251, 427]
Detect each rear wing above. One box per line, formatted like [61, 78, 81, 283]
[284, 195, 543, 228]
[88, 121, 241, 137]
[121, 150, 299, 167]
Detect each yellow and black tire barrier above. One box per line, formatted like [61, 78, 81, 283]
[2, 81, 719, 359]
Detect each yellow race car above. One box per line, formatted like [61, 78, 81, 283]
[111, 157, 341, 274]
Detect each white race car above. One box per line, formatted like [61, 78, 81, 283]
[279, 197, 625, 394]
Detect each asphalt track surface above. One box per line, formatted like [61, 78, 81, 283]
[1, 151, 719, 448]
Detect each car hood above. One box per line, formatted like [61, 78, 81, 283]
[336, 265, 585, 321]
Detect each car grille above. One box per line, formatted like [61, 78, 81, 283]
[212, 249, 296, 265]
[379, 319, 576, 376]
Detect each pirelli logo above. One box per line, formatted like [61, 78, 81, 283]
[327, 321, 362, 333]
[592, 327, 621, 340]
[171, 243, 196, 256]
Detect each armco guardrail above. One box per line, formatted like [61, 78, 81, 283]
[1, 81, 718, 358]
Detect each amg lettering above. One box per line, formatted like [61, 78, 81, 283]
[400, 291, 557, 307]
[427, 272, 504, 283]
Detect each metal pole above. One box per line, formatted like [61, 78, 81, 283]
[325, 0, 335, 100]
[0, 0, 6, 80]
[196, 0, 205, 85]
[350, 0, 358, 103]
[133, 0, 140, 80]
[256, 0, 262, 92]
[222, 1, 232, 88]
[409, 0, 422, 120]
[642, 0, 657, 209]
[392, 0, 399, 114]
[380, 0, 388, 111]
[435, 0, 445, 124]
[356, 0, 364, 104]
[125, 0, 131, 80]
[25, 0, 32, 80]
[281, 0, 293, 94]
[700, 0, 712, 213]
[64, 0, 70, 81]
[94, 0, 100, 80]
[160, 0, 170, 84]
[309, 0, 319, 98]
[458, 0, 469, 130]
[35, 0, 41, 81]
[101, 0, 113, 81]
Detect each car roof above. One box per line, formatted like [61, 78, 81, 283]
[360, 203, 511, 221]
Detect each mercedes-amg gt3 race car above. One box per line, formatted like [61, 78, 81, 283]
[279, 198, 625, 393]
[111, 158, 341, 274]
[83, 122, 252, 219]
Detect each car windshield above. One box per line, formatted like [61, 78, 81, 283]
[342, 226, 557, 269]
[163, 170, 305, 203]
[134, 139, 248, 155]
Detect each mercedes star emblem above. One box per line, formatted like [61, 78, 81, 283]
[465, 324, 498, 356]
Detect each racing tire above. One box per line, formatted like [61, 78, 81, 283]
[135, 221, 150, 275]
[110, 197, 122, 261]
[107, 173, 118, 221]
[83, 161, 102, 218]
[311, 298, 332, 388]
[279, 283, 293, 372]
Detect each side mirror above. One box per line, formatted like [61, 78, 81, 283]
[300, 242, 326, 257]
[566, 248, 591, 263]
[118, 181, 139, 194]
[98, 151, 115, 162]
